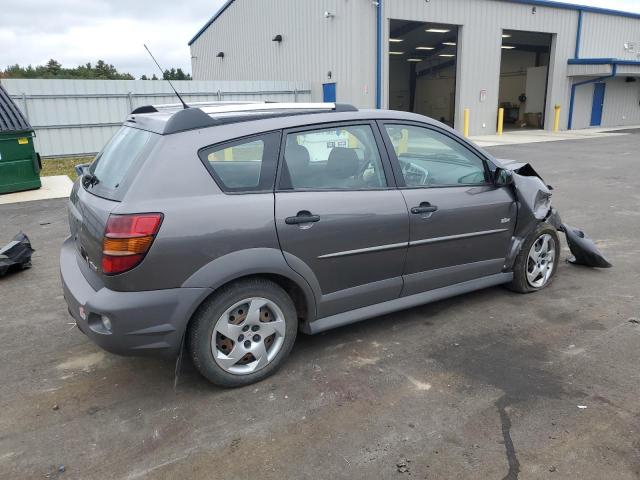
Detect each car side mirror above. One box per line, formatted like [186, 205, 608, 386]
[494, 168, 513, 186]
[74, 163, 91, 177]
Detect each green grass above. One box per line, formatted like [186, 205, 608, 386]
[41, 156, 94, 180]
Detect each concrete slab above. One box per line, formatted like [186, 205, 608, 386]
[469, 125, 640, 147]
[0, 175, 73, 205]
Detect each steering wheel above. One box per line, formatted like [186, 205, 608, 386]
[457, 170, 486, 184]
[401, 160, 429, 186]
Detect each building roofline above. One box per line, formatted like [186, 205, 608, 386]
[188, 0, 640, 47]
[188, 0, 235, 46]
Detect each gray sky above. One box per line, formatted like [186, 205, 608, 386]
[1, 0, 639, 78]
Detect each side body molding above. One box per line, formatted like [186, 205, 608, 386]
[181, 247, 318, 322]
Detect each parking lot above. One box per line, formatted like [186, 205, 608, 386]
[1, 132, 639, 480]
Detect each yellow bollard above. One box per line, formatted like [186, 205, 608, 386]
[497, 108, 504, 135]
[463, 108, 470, 138]
[553, 105, 561, 132]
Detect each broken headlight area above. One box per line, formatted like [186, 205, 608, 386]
[496, 160, 612, 269]
[0, 232, 35, 277]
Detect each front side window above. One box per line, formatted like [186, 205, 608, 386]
[199, 132, 280, 192]
[281, 124, 386, 190]
[385, 124, 488, 187]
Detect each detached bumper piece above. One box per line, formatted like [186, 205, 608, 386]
[0, 232, 34, 277]
[560, 224, 612, 268]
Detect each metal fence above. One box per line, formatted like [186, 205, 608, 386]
[0, 79, 311, 157]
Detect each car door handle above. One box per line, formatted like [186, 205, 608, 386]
[410, 202, 438, 214]
[285, 211, 321, 225]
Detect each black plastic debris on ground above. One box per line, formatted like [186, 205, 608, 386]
[560, 224, 612, 268]
[0, 232, 35, 277]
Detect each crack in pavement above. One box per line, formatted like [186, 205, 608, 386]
[496, 395, 520, 480]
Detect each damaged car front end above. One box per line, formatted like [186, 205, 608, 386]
[495, 159, 611, 270]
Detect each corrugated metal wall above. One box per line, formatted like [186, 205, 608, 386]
[190, 0, 640, 135]
[580, 12, 640, 59]
[190, 0, 377, 109]
[0, 79, 311, 157]
[383, 0, 578, 135]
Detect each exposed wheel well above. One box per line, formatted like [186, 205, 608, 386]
[187, 273, 311, 331]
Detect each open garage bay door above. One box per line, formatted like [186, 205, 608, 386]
[388, 20, 458, 127]
[498, 30, 552, 130]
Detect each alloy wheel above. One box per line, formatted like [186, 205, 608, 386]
[211, 297, 286, 375]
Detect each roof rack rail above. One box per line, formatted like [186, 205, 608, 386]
[198, 102, 357, 114]
[131, 101, 265, 114]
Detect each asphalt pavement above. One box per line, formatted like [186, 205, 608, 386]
[0, 131, 638, 479]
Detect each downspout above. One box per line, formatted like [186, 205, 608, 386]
[567, 64, 616, 129]
[567, 8, 616, 130]
[376, 0, 382, 109]
[574, 10, 583, 59]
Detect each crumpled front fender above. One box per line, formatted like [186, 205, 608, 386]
[495, 159, 611, 269]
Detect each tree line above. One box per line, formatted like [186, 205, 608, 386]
[0, 59, 191, 80]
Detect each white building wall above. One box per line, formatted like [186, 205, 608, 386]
[190, 0, 640, 135]
[190, 0, 377, 108]
[580, 12, 640, 59]
[383, 0, 578, 135]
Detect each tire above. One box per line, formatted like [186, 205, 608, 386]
[507, 223, 560, 293]
[187, 278, 298, 387]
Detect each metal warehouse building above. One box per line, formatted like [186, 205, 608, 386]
[189, 0, 640, 136]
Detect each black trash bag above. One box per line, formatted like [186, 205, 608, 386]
[560, 224, 612, 268]
[0, 232, 35, 277]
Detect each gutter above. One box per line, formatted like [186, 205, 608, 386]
[376, 0, 383, 109]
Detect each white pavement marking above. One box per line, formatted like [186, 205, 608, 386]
[0, 175, 73, 205]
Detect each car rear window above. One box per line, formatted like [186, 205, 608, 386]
[86, 126, 156, 200]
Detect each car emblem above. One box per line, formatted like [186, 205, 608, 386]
[500, 217, 511, 224]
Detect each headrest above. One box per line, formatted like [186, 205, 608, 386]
[326, 147, 359, 178]
[286, 143, 310, 169]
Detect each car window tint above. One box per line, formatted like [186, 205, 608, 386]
[88, 126, 154, 198]
[283, 125, 386, 190]
[385, 124, 488, 187]
[200, 132, 279, 192]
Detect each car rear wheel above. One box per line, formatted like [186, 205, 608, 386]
[188, 278, 298, 387]
[507, 224, 560, 293]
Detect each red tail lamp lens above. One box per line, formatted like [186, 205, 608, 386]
[102, 213, 163, 275]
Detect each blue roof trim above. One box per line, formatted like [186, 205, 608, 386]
[188, 0, 235, 46]
[568, 58, 640, 65]
[187, 0, 640, 47]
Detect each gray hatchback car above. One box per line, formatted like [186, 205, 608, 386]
[61, 102, 561, 387]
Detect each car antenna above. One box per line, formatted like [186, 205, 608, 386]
[143, 44, 189, 109]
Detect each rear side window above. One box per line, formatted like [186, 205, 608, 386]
[88, 127, 154, 199]
[199, 132, 280, 193]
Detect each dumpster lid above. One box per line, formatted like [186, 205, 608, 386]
[0, 83, 32, 133]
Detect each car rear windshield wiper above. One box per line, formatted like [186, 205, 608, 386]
[82, 172, 100, 188]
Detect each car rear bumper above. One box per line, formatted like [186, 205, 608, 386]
[60, 237, 211, 358]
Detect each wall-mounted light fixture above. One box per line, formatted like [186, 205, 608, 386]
[324, 11, 334, 18]
[327, 71, 332, 79]
[272, 34, 283, 43]
[216, 52, 224, 59]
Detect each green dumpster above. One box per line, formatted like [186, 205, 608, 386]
[0, 84, 41, 194]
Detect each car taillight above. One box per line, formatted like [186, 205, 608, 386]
[102, 213, 163, 275]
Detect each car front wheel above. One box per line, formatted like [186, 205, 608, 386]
[507, 224, 560, 293]
[188, 278, 298, 387]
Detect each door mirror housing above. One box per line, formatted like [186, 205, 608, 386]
[493, 168, 513, 186]
[74, 163, 91, 177]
